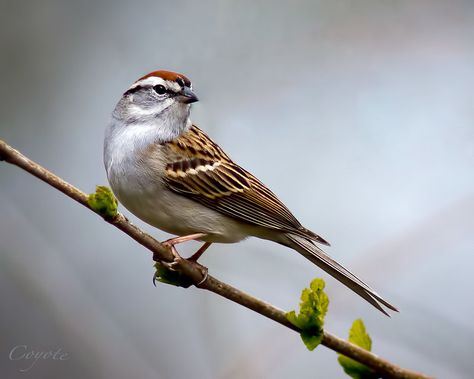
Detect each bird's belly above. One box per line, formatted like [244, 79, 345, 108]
[111, 179, 250, 244]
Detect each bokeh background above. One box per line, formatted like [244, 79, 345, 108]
[1, 0, 473, 378]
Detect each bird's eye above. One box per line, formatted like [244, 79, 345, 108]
[153, 85, 166, 95]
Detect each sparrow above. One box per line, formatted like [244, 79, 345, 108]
[104, 70, 398, 315]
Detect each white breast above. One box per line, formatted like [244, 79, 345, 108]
[104, 120, 252, 243]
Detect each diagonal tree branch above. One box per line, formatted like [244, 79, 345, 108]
[0, 139, 432, 379]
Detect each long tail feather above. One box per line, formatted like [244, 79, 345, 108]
[285, 234, 398, 315]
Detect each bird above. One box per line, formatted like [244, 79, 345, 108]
[103, 70, 398, 315]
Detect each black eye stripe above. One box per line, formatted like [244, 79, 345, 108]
[154, 84, 180, 96]
[123, 85, 142, 96]
[176, 77, 185, 88]
[123, 84, 178, 97]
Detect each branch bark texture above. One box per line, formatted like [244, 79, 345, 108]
[0, 139, 432, 379]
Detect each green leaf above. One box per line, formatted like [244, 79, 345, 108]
[338, 319, 378, 379]
[153, 261, 193, 288]
[286, 278, 329, 351]
[349, 319, 372, 351]
[88, 186, 118, 218]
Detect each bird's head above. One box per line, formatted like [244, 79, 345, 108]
[112, 70, 199, 141]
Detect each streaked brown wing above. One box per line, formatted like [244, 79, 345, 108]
[163, 126, 329, 244]
[164, 158, 251, 199]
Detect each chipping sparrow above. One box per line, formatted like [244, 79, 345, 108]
[104, 70, 397, 315]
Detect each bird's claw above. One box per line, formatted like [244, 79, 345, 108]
[152, 271, 158, 287]
[152, 243, 193, 287]
[163, 242, 185, 267]
[194, 264, 208, 286]
[152, 240, 208, 287]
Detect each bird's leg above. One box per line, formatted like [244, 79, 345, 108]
[153, 233, 207, 262]
[162, 232, 207, 247]
[188, 242, 212, 262]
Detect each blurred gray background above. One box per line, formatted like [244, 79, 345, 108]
[1, 0, 473, 378]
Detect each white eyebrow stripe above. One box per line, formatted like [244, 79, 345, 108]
[128, 77, 182, 92]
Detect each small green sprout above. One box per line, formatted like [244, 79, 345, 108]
[338, 319, 378, 378]
[286, 278, 329, 350]
[88, 186, 118, 218]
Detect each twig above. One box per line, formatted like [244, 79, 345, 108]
[0, 139, 432, 379]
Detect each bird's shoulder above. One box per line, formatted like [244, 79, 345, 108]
[163, 125, 231, 162]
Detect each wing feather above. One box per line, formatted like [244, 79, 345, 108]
[162, 125, 329, 245]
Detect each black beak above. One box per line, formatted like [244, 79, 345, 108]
[177, 87, 199, 104]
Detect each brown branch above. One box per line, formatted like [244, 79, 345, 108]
[0, 139, 432, 379]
